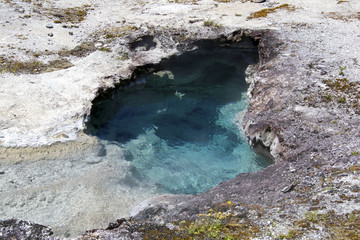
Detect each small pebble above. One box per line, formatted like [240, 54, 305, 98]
[69, 31, 73, 35]
[46, 24, 53, 29]
[48, 33, 54, 37]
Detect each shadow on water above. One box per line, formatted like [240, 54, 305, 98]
[85, 38, 272, 194]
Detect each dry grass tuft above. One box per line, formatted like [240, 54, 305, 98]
[247, 4, 296, 20]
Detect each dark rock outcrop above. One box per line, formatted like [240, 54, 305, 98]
[0, 219, 53, 240]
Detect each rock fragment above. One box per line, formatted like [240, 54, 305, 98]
[281, 183, 297, 193]
[0, 219, 53, 239]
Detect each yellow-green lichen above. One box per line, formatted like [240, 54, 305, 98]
[58, 42, 96, 57]
[0, 58, 73, 74]
[214, 0, 233, 3]
[168, 0, 199, 4]
[323, 78, 360, 113]
[137, 202, 261, 240]
[247, 4, 296, 20]
[323, 12, 360, 21]
[203, 18, 223, 28]
[46, 5, 92, 24]
[276, 209, 360, 240]
[91, 26, 139, 42]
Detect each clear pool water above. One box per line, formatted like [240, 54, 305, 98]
[86, 44, 271, 194]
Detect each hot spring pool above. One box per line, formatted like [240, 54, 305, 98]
[86, 42, 271, 194]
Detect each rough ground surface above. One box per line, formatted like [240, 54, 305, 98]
[0, 0, 359, 239]
[0, 219, 53, 239]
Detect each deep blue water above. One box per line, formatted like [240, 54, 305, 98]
[86, 45, 271, 194]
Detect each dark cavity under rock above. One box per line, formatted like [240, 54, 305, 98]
[130, 35, 157, 51]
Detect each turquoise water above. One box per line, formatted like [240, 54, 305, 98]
[86, 45, 270, 194]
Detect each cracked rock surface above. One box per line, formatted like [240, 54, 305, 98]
[0, 0, 359, 239]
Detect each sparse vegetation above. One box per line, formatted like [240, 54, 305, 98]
[203, 18, 215, 27]
[105, 33, 117, 39]
[91, 26, 139, 42]
[339, 65, 347, 76]
[4, 0, 93, 25]
[168, 0, 199, 4]
[214, 0, 233, 3]
[98, 47, 111, 52]
[58, 42, 96, 57]
[203, 18, 222, 28]
[186, 208, 233, 239]
[47, 5, 92, 24]
[118, 52, 129, 61]
[136, 201, 262, 239]
[325, 94, 332, 101]
[278, 228, 300, 239]
[338, 97, 346, 103]
[0, 58, 73, 74]
[322, 77, 360, 113]
[305, 211, 319, 222]
[323, 12, 360, 21]
[247, 4, 296, 20]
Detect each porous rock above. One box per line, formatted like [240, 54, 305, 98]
[0, 219, 53, 239]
